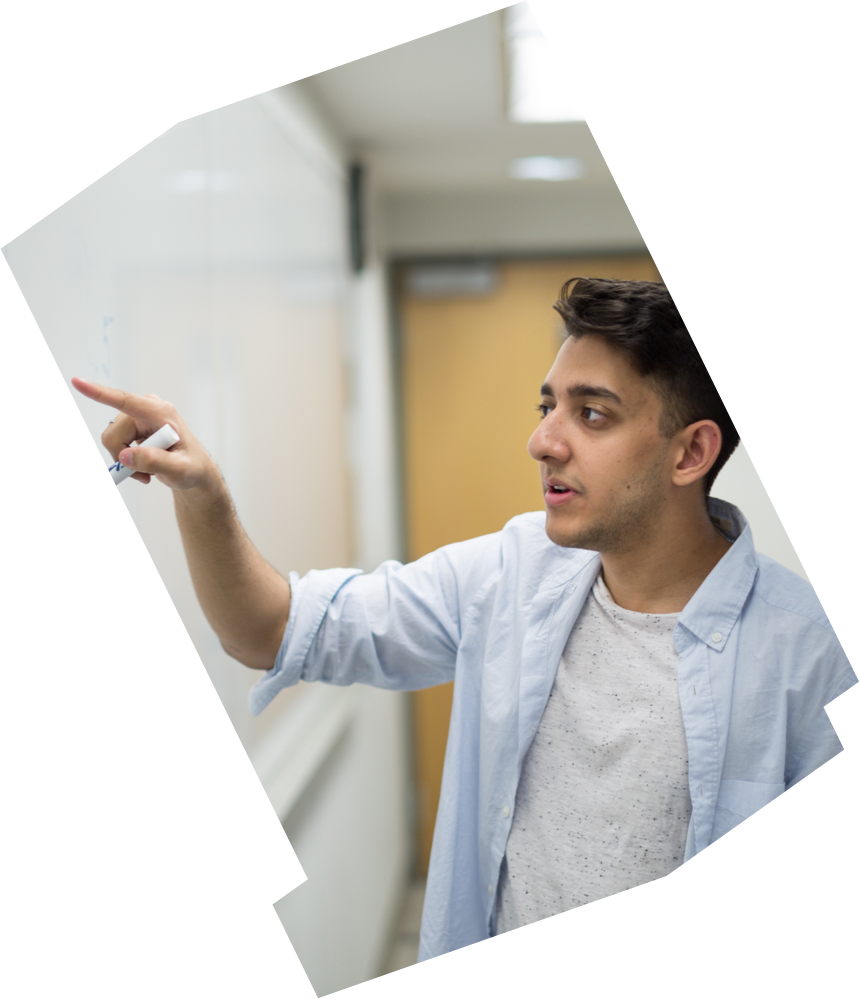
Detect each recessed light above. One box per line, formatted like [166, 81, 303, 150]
[509, 156, 585, 181]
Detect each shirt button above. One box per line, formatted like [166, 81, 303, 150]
[488, 884, 493, 893]
[712, 632, 722, 643]
[503, 806, 510, 818]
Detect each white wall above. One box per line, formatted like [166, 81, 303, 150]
[4, 81, 409, 996]
[380, 186, 646, 257]
[712, 442, 806, 580]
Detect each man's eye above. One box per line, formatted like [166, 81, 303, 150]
[535, 403, 552, 419]
[582, 407, 605, 424]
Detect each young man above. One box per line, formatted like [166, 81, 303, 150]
[73, 278, 855, 961]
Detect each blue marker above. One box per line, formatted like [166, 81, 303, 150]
[109, 424, 180, 484]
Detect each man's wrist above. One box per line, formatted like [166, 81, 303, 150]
[174, 463, 233, 515]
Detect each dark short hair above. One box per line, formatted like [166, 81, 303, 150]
[553, 277, 739, 494]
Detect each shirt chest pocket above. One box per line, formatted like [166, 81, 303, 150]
[712, 778, 785, 843]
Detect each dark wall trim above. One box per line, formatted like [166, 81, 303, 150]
[348, 163, 365, 273]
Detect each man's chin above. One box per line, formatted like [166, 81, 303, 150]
[543, 511, 601, 552]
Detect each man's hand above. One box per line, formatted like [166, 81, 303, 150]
[72, 378, 217, 491]
[72, 376, 290, 669]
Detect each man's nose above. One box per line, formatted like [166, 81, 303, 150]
[527, 412, 570, 464]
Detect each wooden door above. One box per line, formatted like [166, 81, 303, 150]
[399, 256, 659, 873]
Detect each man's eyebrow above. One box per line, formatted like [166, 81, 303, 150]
[540, 382, 623, 405]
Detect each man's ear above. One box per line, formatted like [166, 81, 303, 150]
[672, 420, 722, 488]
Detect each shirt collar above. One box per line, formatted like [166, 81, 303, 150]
[677, 498, 758, 652]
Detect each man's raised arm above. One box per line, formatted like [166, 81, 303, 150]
[72, 378, 290, 670]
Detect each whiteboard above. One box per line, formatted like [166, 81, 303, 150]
[3, 86, 355, 751]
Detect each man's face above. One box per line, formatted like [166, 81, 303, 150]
[527, 335, 676, 553]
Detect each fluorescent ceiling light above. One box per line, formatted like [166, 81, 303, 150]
[509, 156, 585, 181]
[505, 3, 585, 123]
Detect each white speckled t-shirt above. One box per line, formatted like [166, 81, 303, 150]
[495, 573, 692, 934]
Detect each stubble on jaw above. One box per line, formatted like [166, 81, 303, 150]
[547, 449, 670, 555]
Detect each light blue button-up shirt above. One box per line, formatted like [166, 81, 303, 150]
[250, 500, 855, 962]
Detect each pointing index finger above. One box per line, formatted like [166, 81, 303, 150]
[71, 377, 149, 418]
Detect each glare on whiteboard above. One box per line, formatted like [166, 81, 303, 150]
[167, 170, 238, 193]
[505, 3, 585, 124]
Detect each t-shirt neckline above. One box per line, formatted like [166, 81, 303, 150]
[594, 572, 682, 621]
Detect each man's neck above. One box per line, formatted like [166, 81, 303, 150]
[599, 499, 733, 614]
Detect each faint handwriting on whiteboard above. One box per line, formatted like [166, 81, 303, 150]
[87, 315, 113, 379]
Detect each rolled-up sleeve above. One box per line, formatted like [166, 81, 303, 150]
[249, 533, 502, 715]
[785, 635, 857, 788]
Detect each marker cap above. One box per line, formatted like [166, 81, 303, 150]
[109, 424, 180, 484]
